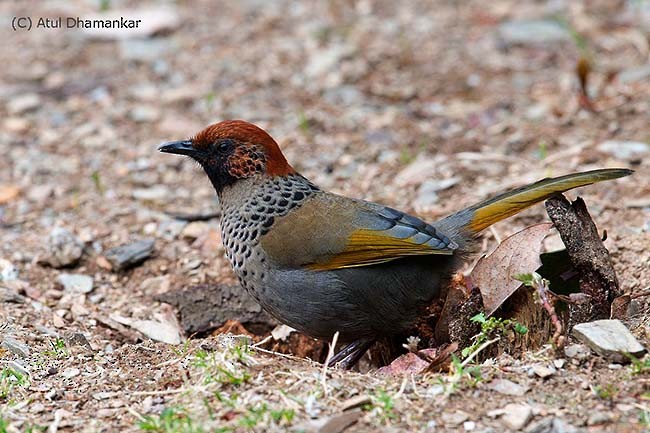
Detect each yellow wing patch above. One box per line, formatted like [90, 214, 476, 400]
[307, 229, 452, 271]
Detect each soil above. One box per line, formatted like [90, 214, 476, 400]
[1, 0, 649, 432]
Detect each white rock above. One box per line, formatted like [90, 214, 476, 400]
[57, 273, 94, 294]
[181, 221, 210, 240]
[8, 93, 41, 114]
[0, 259, 19, 281]
[564, 343, 591, 360]
[572, 319, 646, 363]
[597, 140, 649, 160]
[532, 364, 556, 379]
[1, 337, 30, 357]
[441, 411, 469, 426]
[498, 20, 570, 45]
[133, 186, 169, 201]
[501, 403, 533, 430]
[486, 378, 529, 396]
[43, 228, 84, 268]
[61, 367, 80, 379]
[618, 64, 650, 84]
[129, 105, 161, 123]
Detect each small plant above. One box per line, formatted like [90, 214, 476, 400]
[24, 424, 47, 433]
[536, 140, 548, 160]
[297, 111, 310, 135]
[192, 345, 251, 386]
[627, 354, 650, 375]
[592, 384, 618, 401]
[138, 407, 203, 433]
[0, 367, 29, 400]
[90, 170, 104, 193]
[640, 409, 650, 427]
[461, 312, 528, 358]
[44, 338, 69, 358]
[366, 390, 397, 423]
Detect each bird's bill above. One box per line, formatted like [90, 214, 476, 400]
[157, 139, 196, 156]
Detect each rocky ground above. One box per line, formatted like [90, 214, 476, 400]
[1, 0, 650, 432]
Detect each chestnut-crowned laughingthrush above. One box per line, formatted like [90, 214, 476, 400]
[159, 120, 632, 367]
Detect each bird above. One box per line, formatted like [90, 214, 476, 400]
[158, 120, 632, 368]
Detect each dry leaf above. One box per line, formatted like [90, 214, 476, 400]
[471, 223, 553, 316]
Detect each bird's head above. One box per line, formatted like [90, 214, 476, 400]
[158, 120, 295, 192]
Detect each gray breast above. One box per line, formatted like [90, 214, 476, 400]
[218, 174, 318, 297]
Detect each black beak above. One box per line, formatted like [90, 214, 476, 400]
[158, 140, 196, 156]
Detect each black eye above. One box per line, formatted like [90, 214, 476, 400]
[216, 139, 234, 152]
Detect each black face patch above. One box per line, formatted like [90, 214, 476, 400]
[202, 139, 267, 192]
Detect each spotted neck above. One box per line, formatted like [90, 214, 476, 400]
[217, 174, 319, 279]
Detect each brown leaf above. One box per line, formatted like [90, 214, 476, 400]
[472, 223, 553, 316]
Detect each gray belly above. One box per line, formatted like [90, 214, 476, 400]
[252, 255, 456, 341]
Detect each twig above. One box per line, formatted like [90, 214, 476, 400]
[250, 345, 312, 363]
[252, 334, 273, 347]
[394, 375, 409, 399]
[321, 331, 339, 398]
[410, 374, 422, 398]
[125, 406, 146, 422]
[489, 226, 502, 244]
[530, 273, 565, 349]
[460, 337, 500, 368]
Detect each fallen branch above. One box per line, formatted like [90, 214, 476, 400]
[545, 195, 621, 324]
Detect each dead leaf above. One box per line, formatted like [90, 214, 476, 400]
[471, 223, 553, 316]
[271, 324, 296, 341]
[377, 348, 437, 375]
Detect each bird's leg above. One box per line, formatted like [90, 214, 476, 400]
[327, 338, 375, 369]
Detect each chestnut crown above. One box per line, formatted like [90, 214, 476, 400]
[158, 120, 295, 191]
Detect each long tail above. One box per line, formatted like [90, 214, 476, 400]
[435, 168, 632, 244]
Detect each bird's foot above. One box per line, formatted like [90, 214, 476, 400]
[327, 338, 375, 370]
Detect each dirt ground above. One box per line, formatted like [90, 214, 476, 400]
[1, 0, 650, 432]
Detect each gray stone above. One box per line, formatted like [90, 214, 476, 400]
[498, 20, 570, 46]
[587, 411, 611, 426]
[0, 258, 18, 281]
[1, 337, 30, 358]
[486, 378, 529, 396]
[57, 273, 94, 294]
[442, 411, 470, 426]
[8, 93, 41, 114]
[132, 186, 169, 201]
[120, 38, 173, 62]
[61, 367, 80, 379]
[572, 319, 646, 363]
[525, 417, 579, 433]
[564, 343, 591, 360]
[129, 105, 161, 123]
[415, 176, 460, 209]
[618, 64, 650, 84]
[180, 221, 210, 240]
[597, 140, 649, 160]
[104, 239, 155, 271]
[501, 403, 533, 430]
[156, 220, 186, 241]
[532, 364, 556, 379]
[42, 227, 84, 268]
